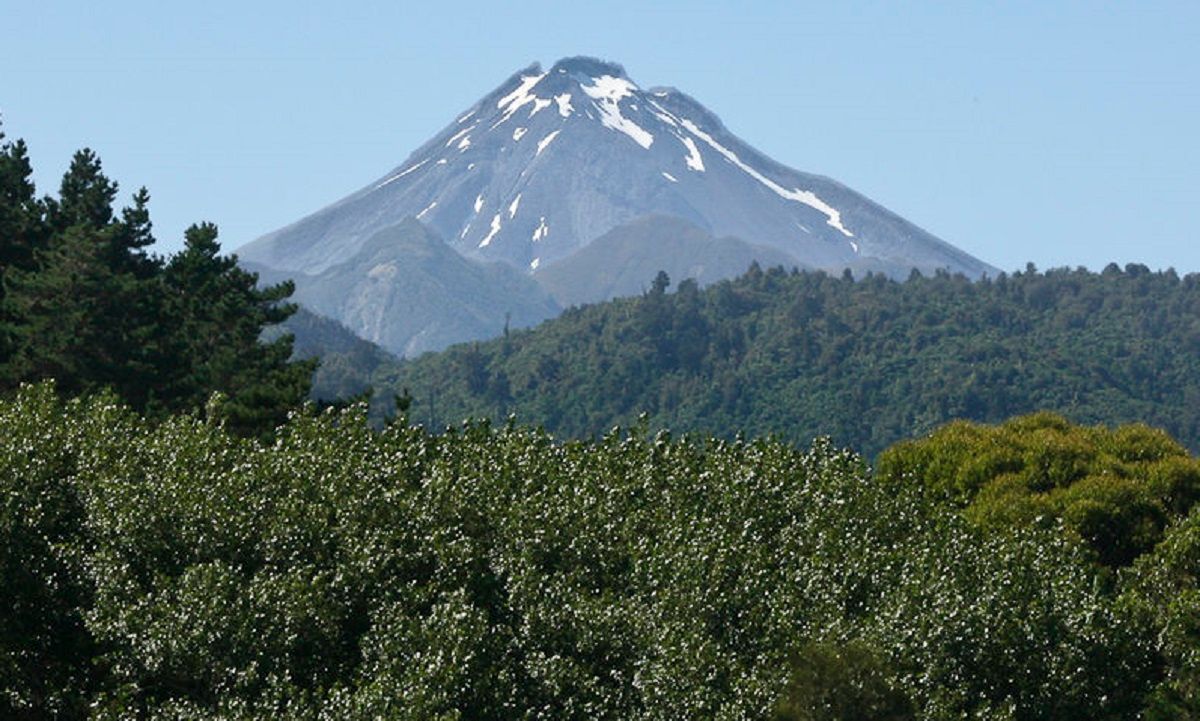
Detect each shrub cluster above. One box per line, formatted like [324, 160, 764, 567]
[877, 412, 1200, 567]
[1, 385, 1179, 719]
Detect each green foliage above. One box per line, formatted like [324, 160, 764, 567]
[0, 126, 310, 437]
[0, 384, 133, 718]
[877, 413, 1200, 567]
[158, 222, 316, 437]
[0, 385, 1165, 719]
[378, 265, 1200, 458]
[1122, 508, 1200, 718]
[773, 642, 914, 721]
[860, 519, 1154, 721]
[0, 125, 49, 374]
[269, 306, 397, 405]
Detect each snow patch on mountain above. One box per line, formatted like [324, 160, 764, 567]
[679, 135, 704, 172]
[581, 75, 654, 149]
[480, 213, 502, 248]
[536, 130, 561, 156]
[679, 119, 853, 238]
[376, 159, 428, 189]
[652, 110, 677, 127]
[555, 93, 574, 117]
[495, 72, 549, 127]
[446, 126, 473, 148]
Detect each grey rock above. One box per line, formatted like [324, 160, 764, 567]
[535, 215, 803, 307]
[249, 219, 558, 357]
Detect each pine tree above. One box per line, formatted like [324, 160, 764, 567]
[0, 135, 313, 435]
[0, 127, 43, 272]
[5, 151, 165, 406]
[161, 222, 313, 438]
[0, 123, 48, 382]
[6, 225, 120, 398]
[47, 148, 116, 231]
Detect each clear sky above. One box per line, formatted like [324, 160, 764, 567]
[3, 1, 1198, 273]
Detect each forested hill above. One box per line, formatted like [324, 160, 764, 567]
[375, 263, 1200, 457]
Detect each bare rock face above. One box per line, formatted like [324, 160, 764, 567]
[245, 219, 559, 358]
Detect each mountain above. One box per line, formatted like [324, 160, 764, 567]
[262, 306, 397, 402]
[246, 219, 558, 357]
[534, 215, 801, 307]
[238, 56, 998, 354]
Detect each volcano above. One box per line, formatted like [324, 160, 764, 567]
[239, 57, 997, 356]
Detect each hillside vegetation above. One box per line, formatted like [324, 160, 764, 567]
[374, 262, 1200, 457]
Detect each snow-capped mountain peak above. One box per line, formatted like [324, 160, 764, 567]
[240, 56, 994, 286]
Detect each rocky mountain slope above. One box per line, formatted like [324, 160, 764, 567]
[239, 56, 997, 355]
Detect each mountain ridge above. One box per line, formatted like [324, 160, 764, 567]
[248, 218, 559, 357]
[371, 263, 1200, 458]
[238, 56, 999, 355]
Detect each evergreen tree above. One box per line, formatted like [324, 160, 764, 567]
[0, 126, 42, 272]
[47, 148, 117, 231]
[160, 222, 313, 437]
[6, 225, 122, 398]
[1, 134, 312, 435]
[5, 151, 164, 407]
[0, 123, 47, 380]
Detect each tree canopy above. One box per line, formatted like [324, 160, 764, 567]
[374, 262, 1200, 458]
[0, 125, 311, 437]
[0, 387, 1187, 719]
[877, 412, 1200, 567]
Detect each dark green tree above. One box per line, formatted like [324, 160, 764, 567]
[1, 136, 312, 436]
[4, 151, 165, 407]
[160, 222, 313, 437]
[0, 123, 47, 378]
[46, 148, 117, 232]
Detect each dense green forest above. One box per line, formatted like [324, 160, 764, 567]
[7, 124, 1200, 720]
[371, 263, 1200, 457]
[0, 125, 311, 437]
[5, 384, 1200, 719]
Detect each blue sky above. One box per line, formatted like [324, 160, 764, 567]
[3, 1, 1198, 273]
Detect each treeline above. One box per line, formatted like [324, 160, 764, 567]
[376, 263, 1200, 457]
[0, 126, 310, 437]
[4, 387, 1200, 719]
